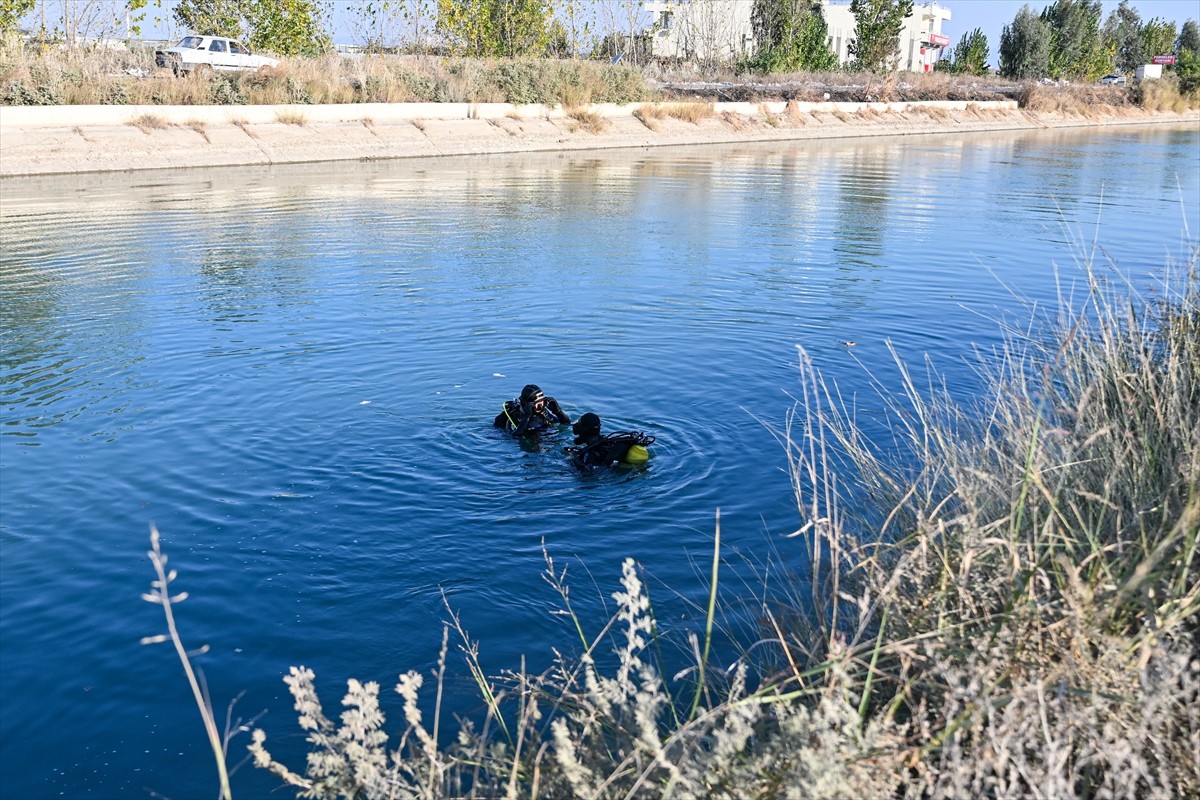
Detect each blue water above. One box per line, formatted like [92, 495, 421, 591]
[2, 124, 1197, 799]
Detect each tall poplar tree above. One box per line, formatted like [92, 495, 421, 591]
[1175, 20, 1200, 93]
[749, 0, 837, 73]
[951, 27, 989, 75]
[999, 4, 1050, 79]
[1139, 17, 1177, 62]
[847, 0, 914, 72]
[1102, 0, 1142, 73]
[1041, 0, 1108, 80]
[1178, 19, 1200, 57]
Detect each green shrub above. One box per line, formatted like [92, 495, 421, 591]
[393, 68, 443, 102]
[2, 80, 38, 104]
[102, 82, 129, 105]
[208, 75, 246, 105]
[494, 60, 544, 104]
[357, 74, 387, 103]
[2, 77, 60, 104]
[595, 65, 648, 104]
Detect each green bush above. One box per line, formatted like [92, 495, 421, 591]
[393, 68, 443, 102]
[208, 75, 246, 105]
[594, 64, 647, 104]
[2, 78, 60, 104]
[494, 60, 544, 104]
[102, 82, 130, 105]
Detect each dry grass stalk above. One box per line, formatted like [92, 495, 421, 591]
[184, 119, 210, 142]
[127, 113, 169, 133]
[633, 104, 666, 131]
[784, 101, 808, 125]
[664, 102, 714, 124]
[141, 526, 233, 800]
[275, 109, 306, 126]
[229, 117, 258, 139]
[758, 103, 781, 126]
[721, 110, 748, 130]
[566, 107, 608, 133]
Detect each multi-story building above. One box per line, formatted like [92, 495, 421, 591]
[643, 0, 952, 71]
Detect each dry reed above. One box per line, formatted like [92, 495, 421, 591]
[664, 102, 714, 124]
[566, 107, 608, 133]
[274, 109, 306, 125]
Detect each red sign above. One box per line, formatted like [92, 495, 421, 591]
[1152, 55, 1176, 65]
[928, 32, 950, 47]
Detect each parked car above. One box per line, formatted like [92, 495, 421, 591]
[154, 36, 279, 75]
[1099, 74, 1127, 86]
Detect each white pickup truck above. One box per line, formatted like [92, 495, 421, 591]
[154, 35, 279, 75]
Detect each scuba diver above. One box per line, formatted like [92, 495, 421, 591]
[494, 384, 571, 436]
[565, 412, 655, 469]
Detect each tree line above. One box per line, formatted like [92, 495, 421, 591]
[997, 0, 1199, 83]
[1, 0, 1198, 87]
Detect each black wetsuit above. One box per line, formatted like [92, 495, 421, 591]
[570, 433, 633, 468]
[494, 397, 570, 435]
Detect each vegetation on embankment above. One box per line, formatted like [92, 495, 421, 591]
[145, 237, 1199, 798]
[3, 43, 1198, 113]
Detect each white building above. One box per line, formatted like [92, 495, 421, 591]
[643, 0, 952, 71]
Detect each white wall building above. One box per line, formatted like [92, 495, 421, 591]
[643, 0, 952, 71]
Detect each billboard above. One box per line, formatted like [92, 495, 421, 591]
[1152, 55, 1176, 65]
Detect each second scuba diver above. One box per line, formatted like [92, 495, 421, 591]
[494, 384, 570, 436]
[565, 412, 654, 468]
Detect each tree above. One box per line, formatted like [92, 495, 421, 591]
[437, 0, 550, 57]
[0, 0, 35, 35]
[1177, 19, 1200, 57]
[1139, 17, 1176, 62]
[951, 27, 989, 75]
[1175, 48, 1200, 94]
[348, 1, 408, 52]
[847, 0, 913, 72]
[1102, 0, 1142, 73]
[173, 0, 244, 38]
[243, 0, 330, 56]
[749, 0, 838, 73]
[793, 4, 839, 71]
[488, 0, 551, 56]
[1040, 0, 1108, 81]
[1000, 5, 1051, 79]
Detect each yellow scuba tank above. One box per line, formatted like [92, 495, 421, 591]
[623, 444, 650, 464]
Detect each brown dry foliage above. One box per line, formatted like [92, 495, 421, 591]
[566, 107, 608, 133]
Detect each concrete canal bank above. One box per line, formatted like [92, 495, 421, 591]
[1, 99, 1196, 176]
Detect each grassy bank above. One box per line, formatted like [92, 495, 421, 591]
[4, 43, 1198, 112]
[139, 238, 1200, 798]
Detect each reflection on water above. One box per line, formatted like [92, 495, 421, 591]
[0, 125, 1197, 799]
